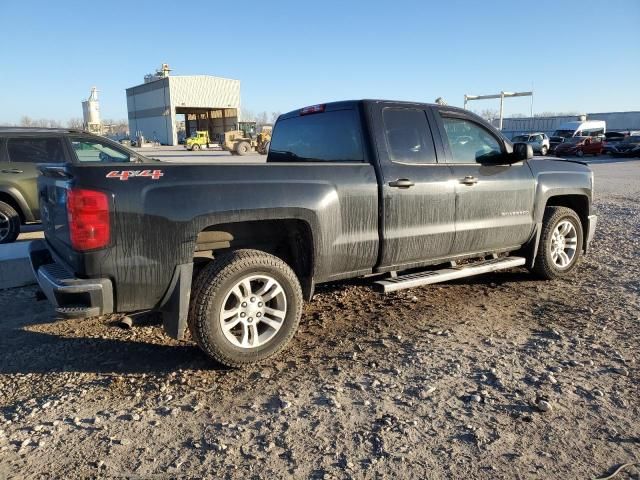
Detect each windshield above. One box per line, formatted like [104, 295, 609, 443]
[512, 135, 529, 142]
[605, 132, 625, 140]
[69, 135, 152, 163]
[70, 137, 131, 162]
[565, 137, 585, 145]
[552, 129, 575, 138]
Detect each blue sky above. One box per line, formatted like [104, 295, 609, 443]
[1, 0, 638, 124]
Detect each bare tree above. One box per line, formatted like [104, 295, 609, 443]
[534, 111, 580, 118]
[270, 111, 281, 123]
[255, 111, 269, 126]
[240, 108, 255, 121]
[67, 117, 84, 129]
[476, 109, 499, 122]
[20, 116, 33, 127]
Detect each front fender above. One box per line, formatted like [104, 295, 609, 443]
[528, 159, 593, 224]
[525, 159, 595, 265]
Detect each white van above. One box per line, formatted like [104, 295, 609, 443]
[550, 120, 606, 151]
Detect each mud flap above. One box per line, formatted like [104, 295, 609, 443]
[159, 263, 194, 340]
[528, 223, 543, 268]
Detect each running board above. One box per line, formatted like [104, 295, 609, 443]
[373, 256, 526, 293]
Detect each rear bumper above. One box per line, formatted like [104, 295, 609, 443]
[29, 240, 113, 319]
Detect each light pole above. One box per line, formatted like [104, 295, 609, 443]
[463, 91, 533, 129]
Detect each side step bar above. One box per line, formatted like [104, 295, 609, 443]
[373, 256, 526, 293]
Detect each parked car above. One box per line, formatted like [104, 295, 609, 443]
[511, 133, 550, 155]
[0, 128, 153, 243]
[602, 131, 628, 154]
[30, 100, 597, 367]
[554, 136, 603, 157]
[549, 120, 606, 152]
[611, 135, 640, 157]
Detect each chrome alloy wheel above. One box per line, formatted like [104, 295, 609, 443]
[0, 211, 10, 242]
[219, 274, 287, 349]
[550, 220, 578, 268]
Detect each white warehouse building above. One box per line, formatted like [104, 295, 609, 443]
[126, 68, 241, 146]
[498, 111, 640, 139]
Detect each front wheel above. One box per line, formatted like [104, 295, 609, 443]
[576, 149, 584, 157]
[0, 201, 20, 244]
[188, 249, 303, 367]
[236, 141, 251, 156]
[192, 144, 201, 151]
[532, 206, 583, 279]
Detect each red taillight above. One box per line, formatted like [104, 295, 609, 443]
[67, 188, 110, 251]
[300, 104, 325, 115]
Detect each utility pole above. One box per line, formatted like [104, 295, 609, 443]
[464, 91, 533, 130]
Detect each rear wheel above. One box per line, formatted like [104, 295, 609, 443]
[188, 249, 303, 367]
[576, 149, 584, 157]
[0, 201, 20, 244]
[532, 206, 583, 280]
[192, 144, 201, 151]
[236, 141, 251, 156]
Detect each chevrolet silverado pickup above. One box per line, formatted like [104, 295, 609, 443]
[30, 100, 597, 367]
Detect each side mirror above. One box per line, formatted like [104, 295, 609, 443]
[512, 142, 533, 161]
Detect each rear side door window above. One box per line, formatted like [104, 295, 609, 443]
[382, 108, 437, 164]
[440, 116, 503, 164]
[69, 136, 131, 162]
[7, 137, 66, 164]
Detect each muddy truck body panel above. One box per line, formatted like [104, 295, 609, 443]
[35, 161, 380, 312]
[30, 99, 597, 344]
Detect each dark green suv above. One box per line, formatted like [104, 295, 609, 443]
[0, 128, 150, 243]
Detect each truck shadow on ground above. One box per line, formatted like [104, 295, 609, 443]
[0, 328, 220, 376]
[0, 269, 539, 377]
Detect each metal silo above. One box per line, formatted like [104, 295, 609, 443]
[82, 87, 101, 133]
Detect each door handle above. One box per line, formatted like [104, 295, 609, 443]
[389, 178, 415, 188]
[460, 175, 478, 185]
[1, 169, 23, 174]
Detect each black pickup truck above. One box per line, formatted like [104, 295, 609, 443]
[30, 100, 597, 367]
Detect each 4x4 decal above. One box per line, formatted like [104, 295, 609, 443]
[106, 170, 164, 181]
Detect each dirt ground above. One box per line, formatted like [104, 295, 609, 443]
[1, 160, 638, 480]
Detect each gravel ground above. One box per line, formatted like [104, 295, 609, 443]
[0, 160, 638, 480]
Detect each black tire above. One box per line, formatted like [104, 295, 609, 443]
[192, 144, 201, 151]
[235, 141, 251, 156]
[0, 201, 20, 244]
[532, 206, 583, 280]
[188, 249, 303, 367]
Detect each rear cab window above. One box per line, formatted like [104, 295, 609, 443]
[268, 106, 364, 162]
[7, 137, 66, 163]
[69, 136, 132, 163]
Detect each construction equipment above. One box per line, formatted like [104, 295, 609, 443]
[222, 125, 272, 156]
[185, 131, 212, 151]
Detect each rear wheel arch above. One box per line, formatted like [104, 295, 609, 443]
[194, 219, 316, 300]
